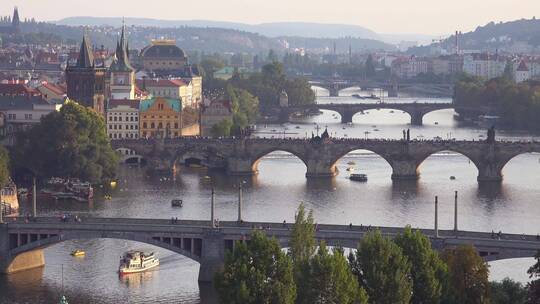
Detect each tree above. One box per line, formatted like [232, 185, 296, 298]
[214, 230, 296, 304]
[394, 226, 447, 304]
[490, 278, 527, 304]
[285, 78, 316, 106]
[303, 243, 368, 304]
[442, 244, 490, 304]
[527, 251, 540, 303]
[210, 118, 233, 137]
[0, 146, 10, 187]
[365, 54, 376, 78]
[349, 230, 412, 304]
[12, 101, 118, 183]
[289, 203, 316, 303]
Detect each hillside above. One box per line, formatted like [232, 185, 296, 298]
[56, 17, 382, 40]
[409, 18, 540, 54]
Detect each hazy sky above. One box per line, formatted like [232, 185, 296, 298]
[1, 0, 538, 35]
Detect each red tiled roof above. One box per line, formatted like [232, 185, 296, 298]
[39, 82, 66, 96]
[136, 79, 187, 88]
[517, 60, 529, 72]
[0, 83, 39, 96]
[108, 99, 140, 110]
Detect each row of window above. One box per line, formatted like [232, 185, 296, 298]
[109, 125, 138, 130]
[141, 122, 179, 129]
[141, 115, 179, 119]
[108, 116, 138, 122]
[109, 133, 139, 139]
[141, 131, 180, 138]
[7, 113, 38, 120]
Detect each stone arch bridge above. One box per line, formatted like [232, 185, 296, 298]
[283, 102, 453, 125]
[112, 138, 540, 182]
[2, 217, 539, 282]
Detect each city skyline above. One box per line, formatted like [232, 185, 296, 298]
[1, 0, 539, 35]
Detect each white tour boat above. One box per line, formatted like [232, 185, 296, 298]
[119, 251, 159, 275]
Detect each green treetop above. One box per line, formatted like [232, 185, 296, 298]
[349, 230, 412, 304]
[394, 226, 448, 304]
[12, 101, 118, 183]
[527, 251, 540, 303]
[0, 146, 10, 187]
[442, 244, 490, 304]
[303, 243, 368, 304]
[214, 230, 296, 304]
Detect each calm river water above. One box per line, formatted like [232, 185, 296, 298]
[1, 88, 540, 303]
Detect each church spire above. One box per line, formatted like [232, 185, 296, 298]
[12, 6, 20, 33]
[110, 20, 134, 72]
[76, 31, 94, 68]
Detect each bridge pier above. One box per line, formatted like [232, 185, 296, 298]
[198, 230, 225, 282]
[305, 161, 337, 178]
[227, 157, 257, 176]
[340, 110, 354, 124]
[0, 226, 45, 274]
[477, 166, 503, 182]
[410, 112, 424, 126]
[328, 88, 339, 97]
[390, 160, 420, 180]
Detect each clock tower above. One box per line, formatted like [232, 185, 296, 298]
[109, 23, 135, 100]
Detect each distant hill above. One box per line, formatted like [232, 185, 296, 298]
[56, 17, 382, 40]
[409, 18, 540, 55]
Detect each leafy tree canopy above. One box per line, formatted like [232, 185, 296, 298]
[12, 101, 118, 183]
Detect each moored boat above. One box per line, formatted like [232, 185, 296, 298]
[171, 199, 183, 207]
[119, 251, 159, 275]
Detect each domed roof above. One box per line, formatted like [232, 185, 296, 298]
[141, 41, 186, 59]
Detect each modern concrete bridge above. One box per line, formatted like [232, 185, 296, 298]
[2, 217, 539, 282]
[283, 102, 453, 124]
[112, 138, 540, 182]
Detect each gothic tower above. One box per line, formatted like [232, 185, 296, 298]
[11, 7, 20, 34]
[109, 23, 135, 100]
[65, 34, 107, 115]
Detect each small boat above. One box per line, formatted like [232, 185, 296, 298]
[434, 122, 439, 125]
[346, 167, 355, 172]
[373, 128, 380, 132]
[347, 161, 356, 166]
[450, 176, 456, 180]
[371, 125, 377, 128]
[342, 127, 346, 130]
[70, 249, 85, 257]
[119, 251, 159, 275]
[390, 110, 395, 113]
[171, 199, 183, 207]
[295, 126, 300, 129]
[350, 174, 368, 182]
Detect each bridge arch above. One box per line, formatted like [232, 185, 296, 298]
[416, 149, 480, 181]
[250, 149, 308, 175]
[500, 151, 540, 183]
[351, 108, 413, 126]
[8, 230, 202, 264]
[328, 148, 394, 178]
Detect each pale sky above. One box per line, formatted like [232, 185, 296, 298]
[1, 0, 538, 35]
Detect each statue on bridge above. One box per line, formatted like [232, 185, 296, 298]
[487, 126, 496, 144]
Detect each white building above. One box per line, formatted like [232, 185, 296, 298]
[106, 99, 140, 140]
[0, 95, 62, 145]
[515, 60, 530, 83]
[463, 53, 506, 79]
[391, 56, 429, 79]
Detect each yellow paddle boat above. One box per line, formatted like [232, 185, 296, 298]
[70, 249, 85, 257]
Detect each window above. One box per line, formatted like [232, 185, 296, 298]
[158, 122, 163, 129]
[119, 116, 122, 121]
[109, 116, 112, 121]
[151, 122, 155, 128]
[114, 116, 117, 122]
[174, 132, 178, 137]
[143, 122, 147, 128]
[109, 125, 112, 129]
[135, 117, 138, 121]
[174, 123, 178, 129]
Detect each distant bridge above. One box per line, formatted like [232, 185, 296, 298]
[112, 137, 540, 182]
[2, 217, 539, 282]
[283, 102, 453, 125]
[308, 78, 454, 97]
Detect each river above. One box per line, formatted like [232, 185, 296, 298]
[1, 87, 540, 303]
